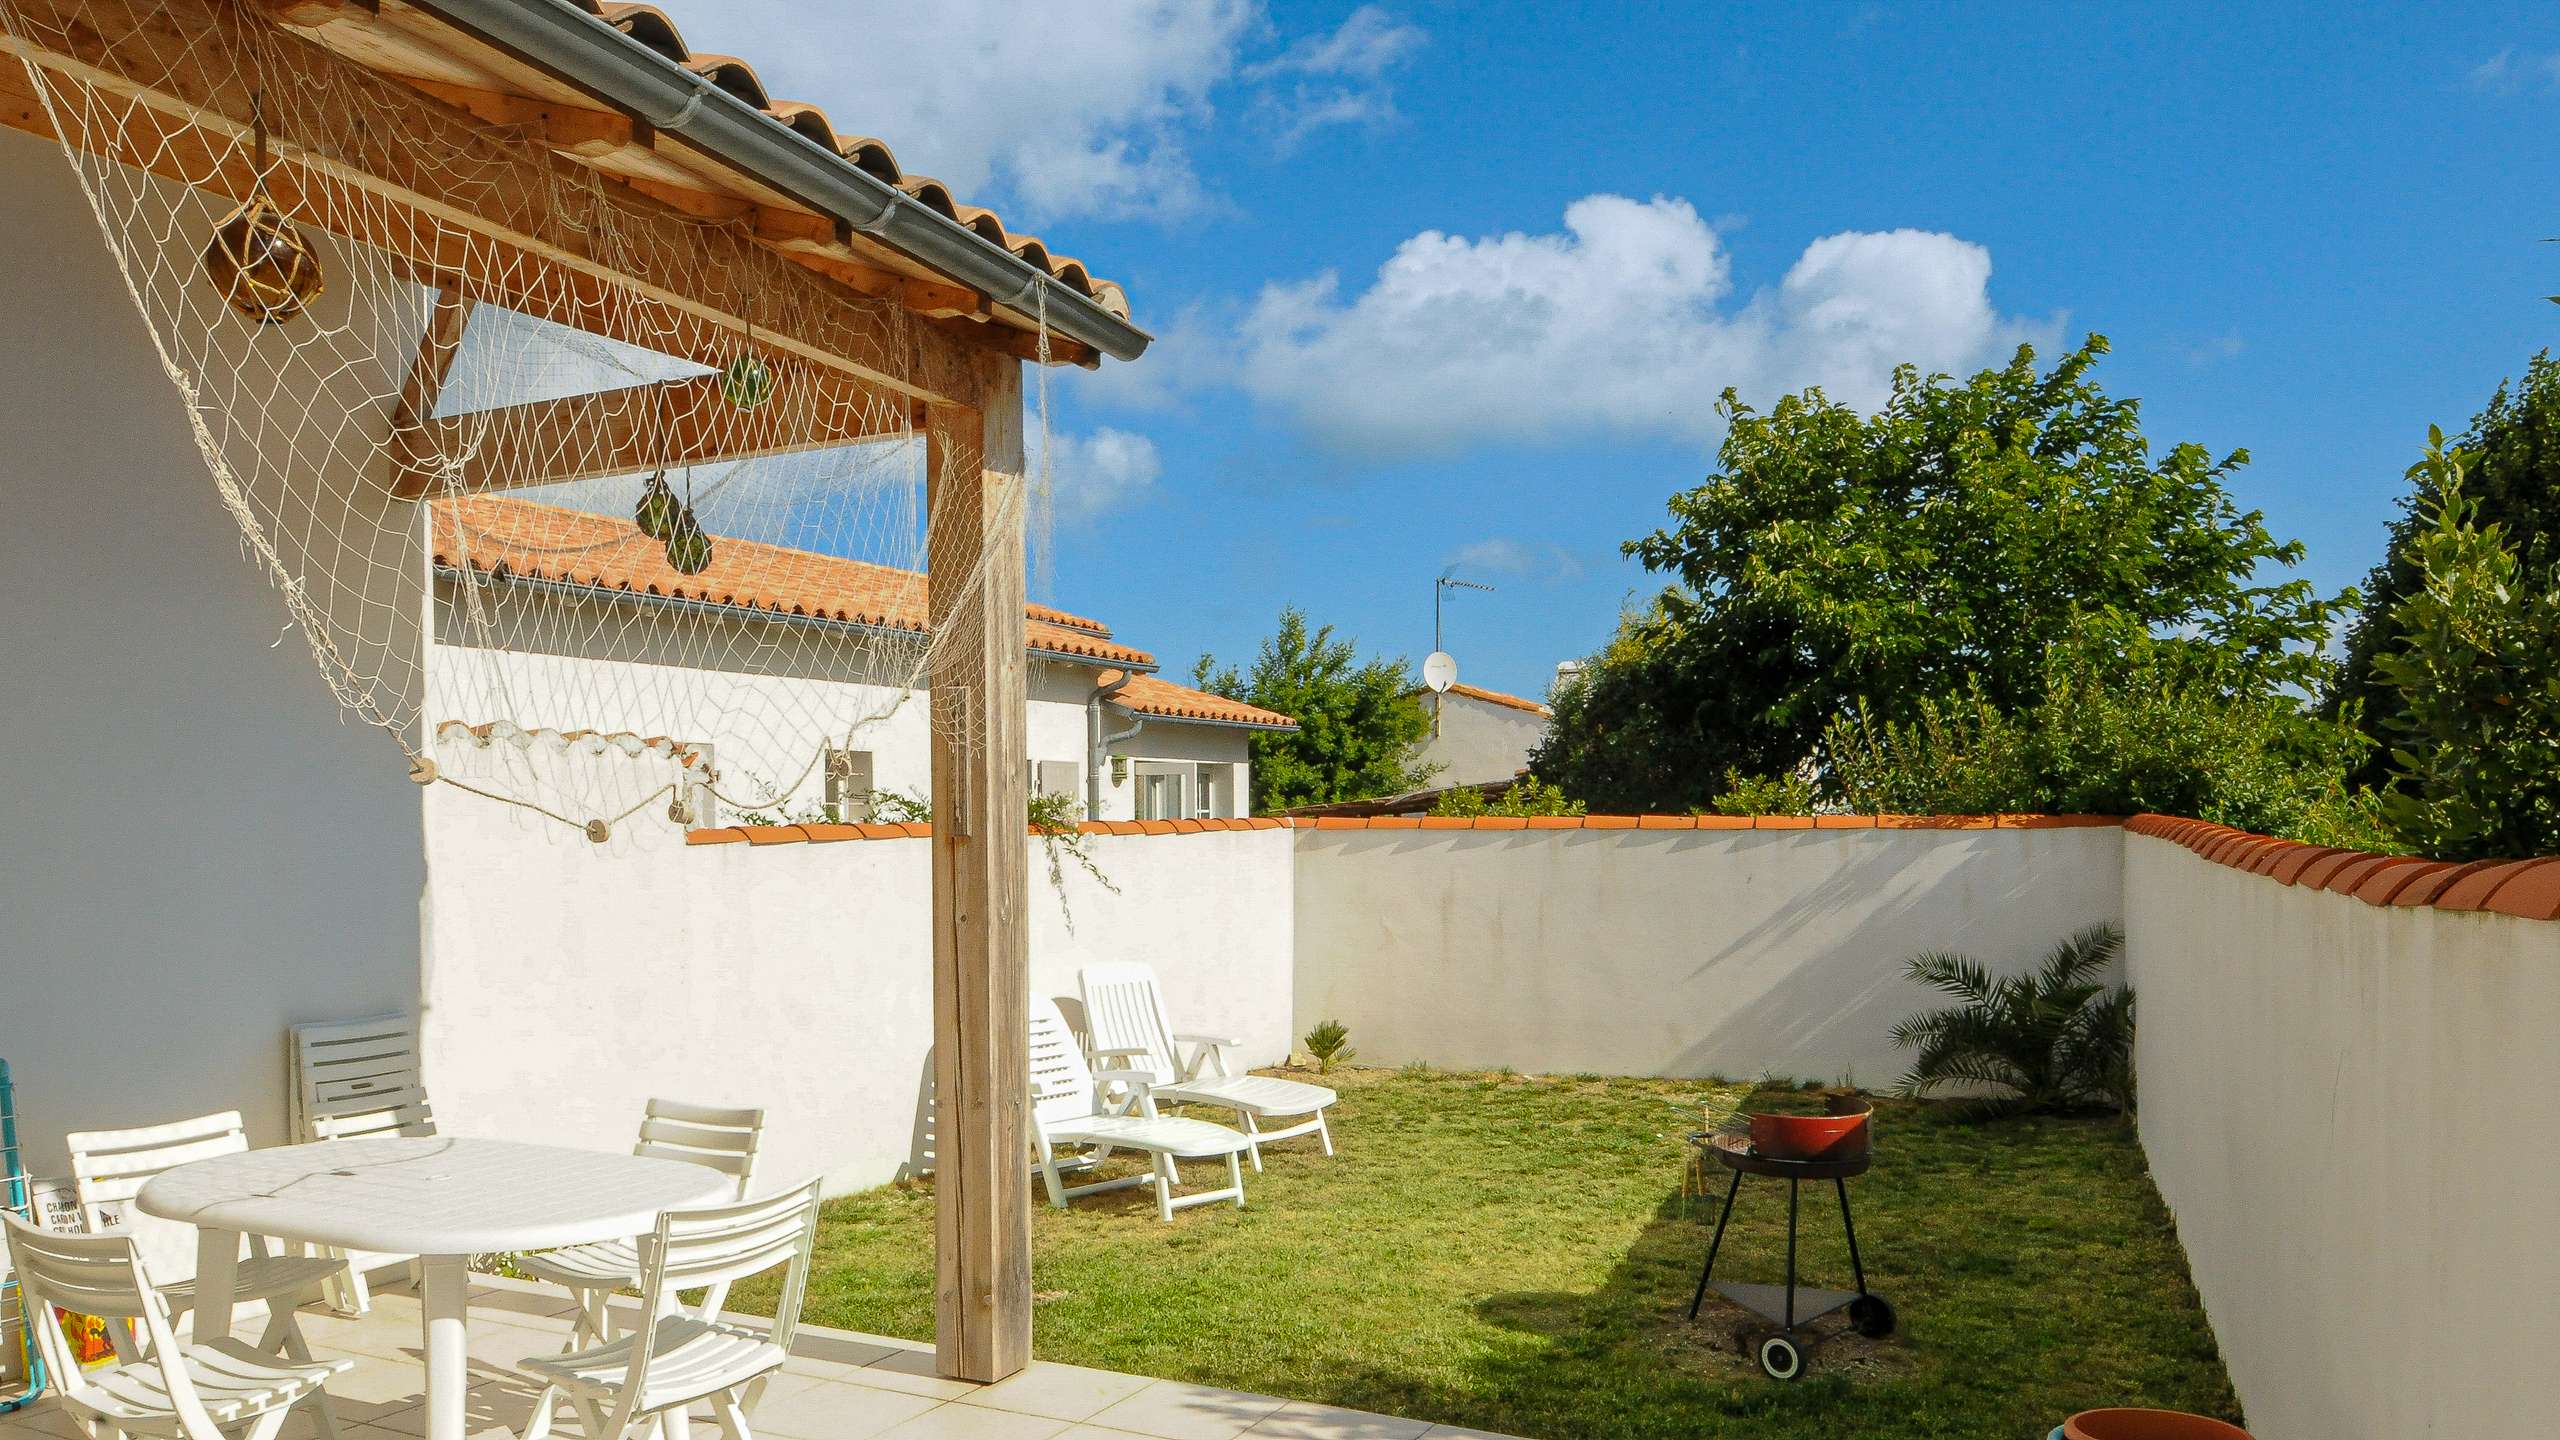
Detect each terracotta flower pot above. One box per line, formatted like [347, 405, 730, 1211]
[2062, 1408, 2252, 1440]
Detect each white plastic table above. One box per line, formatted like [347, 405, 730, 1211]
[137, 1136, 733, 1440]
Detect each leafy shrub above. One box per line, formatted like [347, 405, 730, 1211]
[1820, 636, 2388, 848]
[1707, 768, 1818, 816]
[1431, 777, 1586, 818]
[2369, 433, 2560, 860]
[1891, 923, 2135, 1114]
[1302, 1020, 1355, 1073]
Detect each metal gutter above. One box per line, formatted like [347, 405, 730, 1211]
[405, 0, 1151, 364]
[433, 564, 1158, 674]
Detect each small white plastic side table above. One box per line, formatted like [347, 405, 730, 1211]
[138, 1136, 734, 1440]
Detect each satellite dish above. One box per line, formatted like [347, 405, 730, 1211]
[1423, 651, 1458, 693]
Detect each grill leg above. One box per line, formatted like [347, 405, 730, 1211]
[1783, 1178, 1800, 1331]
[1687, 1167, 1744, 1320]
[1836, 1176, 1869, 1297]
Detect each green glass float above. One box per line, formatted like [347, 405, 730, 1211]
[633, 470, 679, 540]
[720, 353, 774, 410]
[665, 503, 714, 576]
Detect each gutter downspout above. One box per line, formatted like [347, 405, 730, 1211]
[1087, 670, 1144, 820]
[406, 0, 1151, 364]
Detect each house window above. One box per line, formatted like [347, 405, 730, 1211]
[823, 748, 875, 821]
[1133, 763, 1188, 821]
[1030, 759, 1081, 813]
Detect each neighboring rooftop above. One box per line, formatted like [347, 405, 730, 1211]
[1439, 681, 1552, 716]
[432, 496, 1293, 730]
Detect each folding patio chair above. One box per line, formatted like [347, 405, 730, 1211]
[1031, 997, 1253, 1222]
[289, 1014, 433, 1314]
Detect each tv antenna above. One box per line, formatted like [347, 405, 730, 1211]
[1430, 571, 1494, 734]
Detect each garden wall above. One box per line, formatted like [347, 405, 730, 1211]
[1291, 817, 2126, 1084]
[2124, 823, 2560, 1440]
[420, 804, 1295, 1193]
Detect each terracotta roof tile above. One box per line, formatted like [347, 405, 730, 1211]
[1430, 682, 1552, 716]
[1105, 672, 1297, 732]
[577, 3, 1130, 320]
[433, 496, 1155, 668]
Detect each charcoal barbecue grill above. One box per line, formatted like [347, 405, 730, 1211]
[1686, 1113, 1895, 1380]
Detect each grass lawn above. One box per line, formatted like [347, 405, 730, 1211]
[733, 1067, 2238, 1440]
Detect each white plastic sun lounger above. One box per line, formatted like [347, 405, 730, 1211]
[1031, 996, 1251, 1221]
[1078, 961, 1337, 1171]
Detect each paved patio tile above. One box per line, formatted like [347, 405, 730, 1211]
[1246, 1403, 1433, 1440]
[1084, 1381, 1289, 1440]
[751, 1373, 944, 1440]
[869, 1403, 1073, 1440]
[849, 1348, 983, 1401]
[952, 1361, 1152, 1422]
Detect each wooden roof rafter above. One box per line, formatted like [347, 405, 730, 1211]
[0, 0, 993, 408]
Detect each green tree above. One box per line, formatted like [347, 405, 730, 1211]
[1430, 777, 1585, 818]
[1537, 336, 2350, 812]
[2332, 352, 2560, 782]
[1194, 608, 1436, 813]
[2369, 433, 2560, 860]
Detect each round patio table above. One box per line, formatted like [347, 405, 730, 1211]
[137, 1136, 733, 1440]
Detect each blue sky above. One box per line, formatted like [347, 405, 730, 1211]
[696, 2, 2560, 701]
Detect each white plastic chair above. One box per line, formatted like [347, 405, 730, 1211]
[65, 1112, 348, 1411]
[1031, 997, 1251, 1222]
[1078, 961, 1337, 1170]
[289, 1014, 434, 1314]
[4, 1209, 348, 1440]
[516, 1100, 766, 1348]
[516, 1181, 822, 1440]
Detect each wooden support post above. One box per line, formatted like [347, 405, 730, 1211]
[926, 353, 1031, 1382]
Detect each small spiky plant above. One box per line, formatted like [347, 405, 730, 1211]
[1302, 1019, 1354, 1074]
[1890, 922, 2134, 1114]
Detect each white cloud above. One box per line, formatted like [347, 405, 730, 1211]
[658, 2, 1426, 220]
[669, 1, 1253, 221]
[1245, 6, 1428, 152]
[1233, 194, 2053, 456]
[1448, 538, 1583, 583]
[2466, 47, 2560, 93]
[1028, 426, 1161, 525]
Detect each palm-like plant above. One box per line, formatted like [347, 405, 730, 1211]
[1890, 923, 2135, 1113]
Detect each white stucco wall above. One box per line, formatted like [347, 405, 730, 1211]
[1292, 825, 2125, 1083]
[2125, 834, 2560, 1440]
[419, 805, 1294, 1193]
[0, 128, 424, 1176]
[1415, 693, 1548, 788]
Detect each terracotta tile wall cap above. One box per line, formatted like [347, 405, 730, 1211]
[2315, 854, 2406, 894]
[1754, 815, 1816, 830]
[1136, 820, 1178, 836]
[1476, 816, 1530, 830]
[1370, 817, 1423, 830]
[2440, 857, 2559, 913]
[739, 824, 809, 846]
[1313, 817, 1367, 831]
[896, 821, 934, 838]
[1523, 815, 1584, 830]
[1637, 814, 1698, 829]
[2390, 859, 2496, 907]
[796, 823, 862, 843]
[2482, 859, 2560, 920]
[1582, 815, 1637, 829]
[1417, 816, 1475, 830]
[1692, 815, 1753, 830]
[2269, 847, 2347, 885]
[686, 827, 748, 845]
[2358, 860, 2456, 906]
[1814, 815, 1876, 829]
[2292, 851, 2369, 890]
[1169, 819, 1206, 834]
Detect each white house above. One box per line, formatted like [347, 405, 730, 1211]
[427, 495, 1293, 825]
[1414, 682, 1552, 789]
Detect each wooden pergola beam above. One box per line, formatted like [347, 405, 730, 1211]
[0, 0, 983, 407]
[387, 362, 912, 499]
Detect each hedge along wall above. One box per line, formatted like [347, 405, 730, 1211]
[1291, 814, 2129, 1085]
[420, 796, 1294, 1194]
[2122, 817, 2560, 1440]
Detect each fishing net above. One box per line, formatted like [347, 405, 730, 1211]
[0, 0, 1059, 840]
